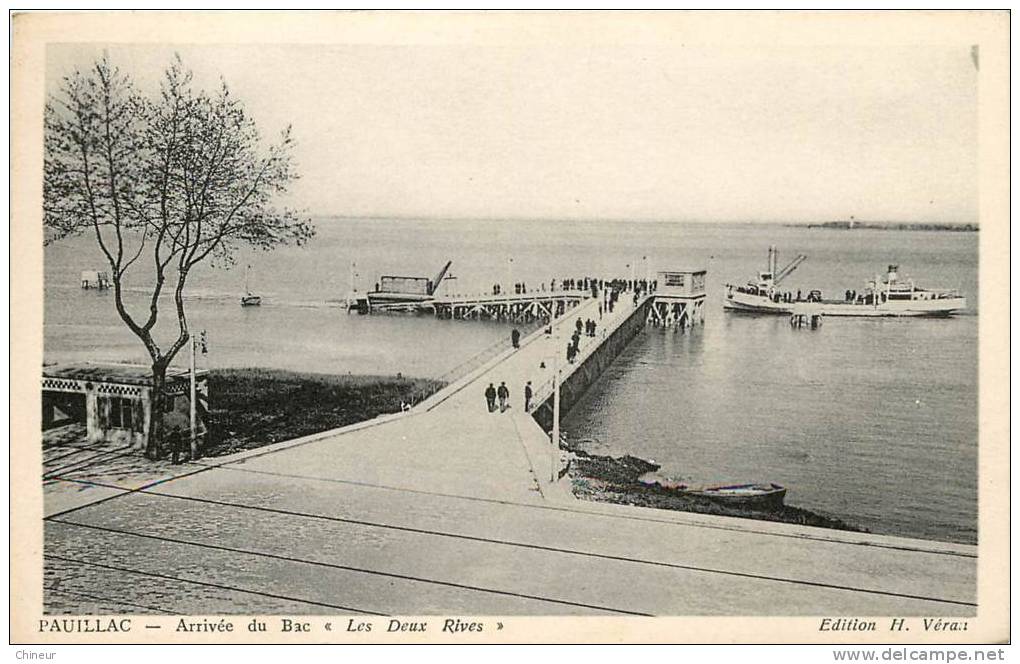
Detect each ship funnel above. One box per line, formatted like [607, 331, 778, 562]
[887, 264, 899, 281]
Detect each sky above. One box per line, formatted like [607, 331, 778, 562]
[46, 42, 979, 224]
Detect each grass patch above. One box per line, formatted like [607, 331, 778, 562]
[204, 368, 443, 457]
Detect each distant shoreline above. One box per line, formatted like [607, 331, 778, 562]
[796, 221, 978, 232]
[309, 215, 980, 230]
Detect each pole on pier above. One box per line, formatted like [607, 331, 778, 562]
[507, 256, 514, 294]
[551, 323, 560, 483]
[189, 334, 197, 459]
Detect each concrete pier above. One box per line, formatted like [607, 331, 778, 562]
[42, 286, 976, 618]
[530, 297, 651, 431]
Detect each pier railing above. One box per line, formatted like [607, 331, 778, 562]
[404, 322, 543, 408]
[524, 328, 608, 414]
[527, 295, 649, 413]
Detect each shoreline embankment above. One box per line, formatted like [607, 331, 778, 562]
[560, 441, 865, 533]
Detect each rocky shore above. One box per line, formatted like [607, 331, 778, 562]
[563, 442, 864, 533]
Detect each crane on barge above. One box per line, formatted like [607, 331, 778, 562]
[771, 248, 807, 287]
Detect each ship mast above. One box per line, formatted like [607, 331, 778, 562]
[767, 245, 778, 290]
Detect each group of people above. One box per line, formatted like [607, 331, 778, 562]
[556, 276, 657, 294]
[566, 339, 579, 363]
[484, 380, 534, 413]
[844, 289, 858, 302]
[482, 277, 652, 412]
[485, 275, 659, 302]
[566, 316, 598, 363]
[579, 317, 598, 337]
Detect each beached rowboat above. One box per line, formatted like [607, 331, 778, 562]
[638, 473, 787, 509]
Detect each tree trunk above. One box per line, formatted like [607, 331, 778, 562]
[146, 360, 169, 460]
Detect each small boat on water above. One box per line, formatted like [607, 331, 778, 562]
[638, 473, 787, 509]
[724, 247, 966, 317]
[241, 264, 261, 307]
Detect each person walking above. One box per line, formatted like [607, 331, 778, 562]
[497, 381, 509, 412]
[169, 425, 183, 465]
[511, 328, 521, 349]
[485, 383, 497, 413]
[524, 381, 533, 412]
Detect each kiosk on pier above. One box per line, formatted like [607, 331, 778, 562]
[648, 269, 707, 328]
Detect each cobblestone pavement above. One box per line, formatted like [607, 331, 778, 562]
[43, 424, 209, 518]
[44, 446, 976, 615]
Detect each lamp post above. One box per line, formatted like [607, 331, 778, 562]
[507, 256, 514, 295]
[189, 330, 207, 460]
[550, 316, 560, 483]
[189, 334, 197, 459]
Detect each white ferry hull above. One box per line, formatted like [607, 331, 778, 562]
[723, 290, 796, 314]
[811, 297, 967, 317]
[724, 289, 966, 317]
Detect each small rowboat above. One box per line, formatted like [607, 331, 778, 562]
[683, 483, 787, 509]
[638, 473, 787, 509]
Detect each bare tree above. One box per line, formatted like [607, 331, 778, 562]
[44, 54, 315, 458]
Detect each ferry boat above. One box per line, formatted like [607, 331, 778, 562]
[724, 248, 966, 317]
[365, 260, 452, 313]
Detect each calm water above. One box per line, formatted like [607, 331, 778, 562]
[44, 219, 978, 543]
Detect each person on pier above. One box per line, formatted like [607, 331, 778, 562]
[511, 328, 521, 349]
[497, 382, 510, 412]
[524, 381, 533, 412]
[485, 383, 497, 413]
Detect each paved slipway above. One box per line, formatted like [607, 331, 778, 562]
[42, 297, 975, 618]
